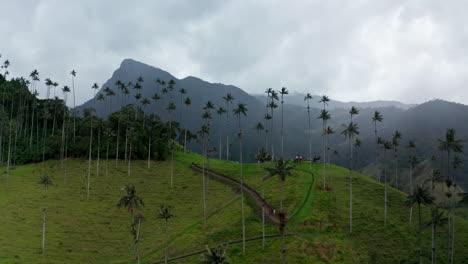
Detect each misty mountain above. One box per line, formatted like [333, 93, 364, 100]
[253, 93, 416, 110]
[77, 59, 468, 191]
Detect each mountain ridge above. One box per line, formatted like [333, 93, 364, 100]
[77, 59, 468, 191]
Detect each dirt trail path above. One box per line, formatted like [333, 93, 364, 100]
[191, 163, 281, 225]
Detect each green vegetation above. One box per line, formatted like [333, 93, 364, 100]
[1, 151, 467, 263]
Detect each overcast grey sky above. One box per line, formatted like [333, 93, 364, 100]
[1, 0, 468, 105]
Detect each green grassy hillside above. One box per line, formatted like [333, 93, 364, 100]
[0, 152, 467, 263]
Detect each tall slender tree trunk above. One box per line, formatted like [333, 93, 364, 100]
[136, 218, 141, 264]
[147, 137, 151, 169]
[239, 117, 246, 254]
[202, 134, 207, 228]
[226, 102, 230, 160]
[307, 106, 311, 169]
[322, 119, 326, 188]
[72, 76, 76, 141]
[115, 118, 120, 166]
[451, 206, 455, 264]
[262, 167, 266, 250]
[349, 136, 353, 233]
[409, 163, 414, 226]
[431, 223, 435, 264]
[96, 125, 101, 178]
[87, 122, 92, 200]
[281, 98, 284, 157]
[42, 208, 46, 255]
[106, 139, 110, 177]
[128, 142, 132, 177]
[384, 150, 388, 225]
[418, 203, 423, 264]
[164, 221, 169, 264]
[219, 135, 222, 160]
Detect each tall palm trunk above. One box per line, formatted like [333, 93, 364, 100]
[96, 125, 101, 178]
[128, 142, 132, 177]
[6, 105, 13, 184]
[307, 103, 311, 169]
[115, 117, 120, 166]
[418, 203, 423, 264]
[124, 128, 128, 162]
[72, 75, 76, 141]
[409, 162, 413, 226]
[384, 149, 388, 225]
[147, 136, 151, 169]
[349, 134, 353, 233]
[106, 138, 110, 177]
[87, 120, 93, 200]
[42, 208, 46, 255]
[164, 221, 169, 264]
[394, 149, 399, 189]
[225, 103, 230, 160]
[202, 133, 207, 227]
[135, 218, 142, 264]
[239, 117, 246, 254]
[262, 165, 266, 250]
[431, 221, 436, 264]
[281, 96, 284, 157]
[322, 118, 326, 188]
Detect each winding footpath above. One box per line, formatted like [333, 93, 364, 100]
[190, 163, 282, 225]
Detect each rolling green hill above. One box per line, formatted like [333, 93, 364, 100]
[0, 152, 467, 263]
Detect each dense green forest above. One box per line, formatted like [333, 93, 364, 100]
[0, 70, 191, 167]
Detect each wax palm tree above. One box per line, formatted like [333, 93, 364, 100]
[304, 93, 313, 168]
[51, 81, 59, 136]
[255, 147, 271, 250]
[392, 130, 402, 189]
[268, 99, 278, 158]
[406, 185, 434, 264]
[279, 87, 288, 156]
[341, 121, 359, 233]
[216, 107, 227, 159]
[117, 184, 144, 262]
[265, 157, 294, 264]
[60, 86, 71, 182]
[157, 205, 175, 264]
[255, 122, 264, 155]
[183, 97, 192, 152]
[438, 129, 463, 264]
[233, 103, 248, 254]
[407, 140, 417, 225]
[424, 167, 443, 198]
[424, 208, 447, 264]
[324, 126, 335, 185]
[38, 175, 53, 255]
[268, 90, 279, 159]
[265, 158, 295, 211]
[382, 140, 393, 225]
[200, 245, 230, 264]
[349, 106, 359, 121]
[264, 88, 273, 154]
[70, 70, 77, 140]
[178, 88, 187, 123]
[167, 102, 176, 188]
[264, 113, 272, 152]
[318, 109, 330, 187]
[222, 93, 234, 160]
[198, 123, 210, 227]
[438, 128, 464, 185]
[152, 92, 161, 114]
[372, 111, 383, 179]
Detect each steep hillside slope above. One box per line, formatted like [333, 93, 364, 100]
[1, 153, 466, 263]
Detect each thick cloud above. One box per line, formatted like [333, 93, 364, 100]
[1, 0, 468, 105]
